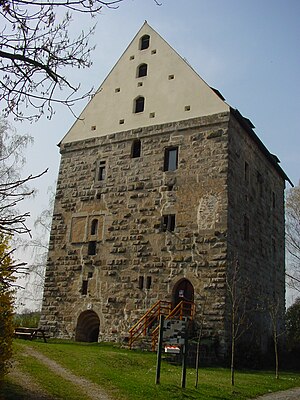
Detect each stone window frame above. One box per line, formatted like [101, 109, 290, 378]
[96, 160, 106, 182]
[164, 146, 178, 171]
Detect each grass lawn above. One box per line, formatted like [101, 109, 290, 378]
[2, 339, 300, 400]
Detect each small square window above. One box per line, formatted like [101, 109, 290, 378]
[88, 272, 93, 279]
[115, 88, 120, 93]
[91, 125, 96, 131]
[119, 119, 125, 125]
[184, 105, 191, 111]
[130, 55, 135, 60]
[149, 112, 155, 118]
[151, 49, 157, 55]
[168, 74, 174, 80]
[137, 82, 143, 87]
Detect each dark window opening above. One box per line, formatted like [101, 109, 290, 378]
[272, 191, 276, 208]
[134, 96, 145, 113]
[244, 161, 249, 184]
[257, 171, 263, 197]
[88, 241, 97, 256]
[91, 219, 98, 235]
[243, 215, 249, 241]
[97, 161, 106, 181]
[131, 139, 141, 158]
[164, 147, 178, 171]
[272, 238, 276, 259]
[140, 34, 150, 50]
[137, 63, 148, 77]
[161, 214, 176, 232]
[146, 276, 152, 289]
[81, 280, 88, 295]
[87, 272, 93, 279]
[138, 276, 144, 289]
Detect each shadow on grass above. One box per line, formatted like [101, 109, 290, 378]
[0, 380, 53, 400]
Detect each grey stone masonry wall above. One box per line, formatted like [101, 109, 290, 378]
[226, 114, 286, 353]
[40, 110, 286, 360]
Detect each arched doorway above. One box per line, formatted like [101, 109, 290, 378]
[75, 310, 100, 342]
[173, 278, 194, 307]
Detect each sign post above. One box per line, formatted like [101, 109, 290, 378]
[155, 315, 164, 385]
[181, 328, 188, 388]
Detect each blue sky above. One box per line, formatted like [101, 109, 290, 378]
[11, 0, 299, 305]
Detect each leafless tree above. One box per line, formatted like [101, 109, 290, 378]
[264, 296, 284, 379]
[0, 119, 46, 291]
[20, 185, 54, 308]
[0, 0, 160, 121]
[194, 294, 207, 388]
[286, 184, 300, 293]
[0, 119, 47, 236]
[226, 258, 252, 386]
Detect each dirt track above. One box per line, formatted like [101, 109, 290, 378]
[6, 344, 111, 400]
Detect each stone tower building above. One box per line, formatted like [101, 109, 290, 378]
[40, 22, 290, 359]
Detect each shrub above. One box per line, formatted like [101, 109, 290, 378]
[0, 235, 15, 381]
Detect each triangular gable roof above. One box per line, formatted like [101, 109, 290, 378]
[61, 22, 229, 144]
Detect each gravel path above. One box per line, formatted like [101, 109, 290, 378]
[7, 344, 112, 400]
[254, 387, 300, 400]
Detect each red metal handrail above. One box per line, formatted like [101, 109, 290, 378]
[128, 300, 172, 349]
[151, 301, 195, 351]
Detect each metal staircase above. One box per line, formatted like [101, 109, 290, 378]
[128, 300, 195, 350]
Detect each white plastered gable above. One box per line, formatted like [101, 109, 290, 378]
[61, 22, 229, 144]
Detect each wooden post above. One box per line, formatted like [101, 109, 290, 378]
[155, 315, 164, 385]
[181, 325, 188, 389]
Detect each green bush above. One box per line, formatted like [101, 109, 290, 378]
[14, 310, 41, 328]
[0, 235, 15, 381]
